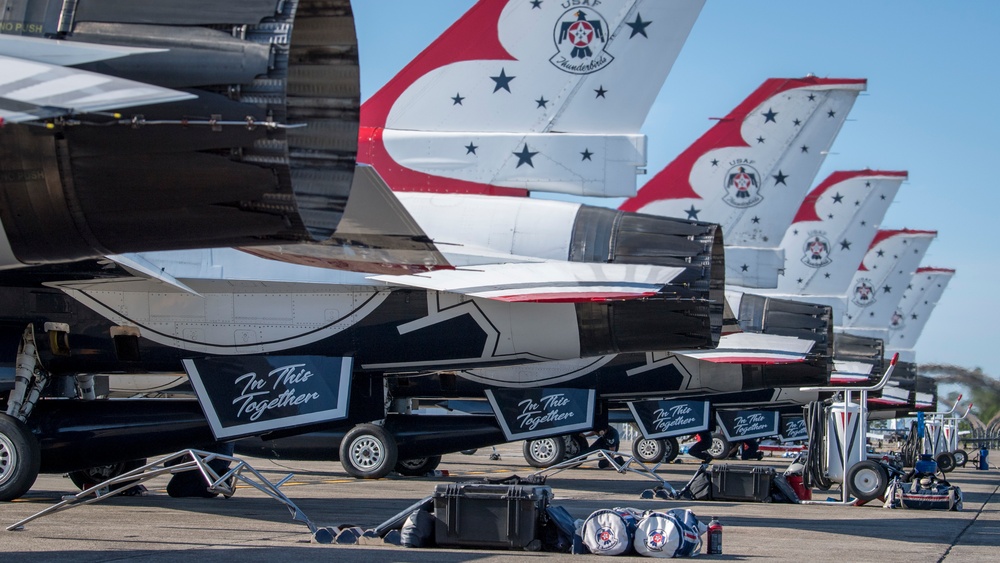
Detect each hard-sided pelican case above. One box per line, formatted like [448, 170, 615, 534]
[710, 464, 775, 502]
[433, 483, 553, 549]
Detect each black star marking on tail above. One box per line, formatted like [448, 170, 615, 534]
[452, 93, 465, 105]
[465, 142, 478, 155]
[627, 14, 652, 38]
[581, 149, 593, 161]
[772, 170, 788, 185]
[513, 144, 538, 167]
[595, 86, 608, 98]
[491, 68, 515, 93]
[763, 108, 778, 122]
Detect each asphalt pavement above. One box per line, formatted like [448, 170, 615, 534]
[0, 442, 996, 562]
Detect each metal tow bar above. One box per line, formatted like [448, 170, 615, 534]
[6, 449, 328, 541]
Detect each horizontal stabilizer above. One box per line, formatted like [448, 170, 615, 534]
[675, 332, 814, 364]
[0, 34, 166, 66]
[239, 165, 452, 275]
[371, 262, 685, 303]
[0, 53, 194, 123]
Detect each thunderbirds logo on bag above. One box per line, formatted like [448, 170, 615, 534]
[596, 527, 620, 550]
[551, 7, 614, 74]
[852, 278, 877, 307]
[723, 160, 763, 208]
[645, 529, 667, 551]
[801, 232, 833, 268]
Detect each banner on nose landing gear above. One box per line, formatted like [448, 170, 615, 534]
[486, 388, 595, 441]
[716, 409, 780, 442]
[627, 400, 710, 439]
[779, 415, 808, 442]
[182, 356, 353, 440]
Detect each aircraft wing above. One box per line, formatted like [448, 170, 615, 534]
[0, 43, 194, 123]
[370, 262, 686, 303]
[674, 332, 814, 364]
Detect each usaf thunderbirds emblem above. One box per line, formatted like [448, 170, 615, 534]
[801, 232, 832, 267]
[852, 278, 877, 307]
[551, 8, 614, 74]
[723, 161, 763, 208]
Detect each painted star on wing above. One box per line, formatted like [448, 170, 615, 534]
[513, 144, 538, 168]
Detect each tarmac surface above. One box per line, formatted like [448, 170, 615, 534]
[0, 442, 997, 562]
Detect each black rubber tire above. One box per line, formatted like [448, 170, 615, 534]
[707, 432, 731, 460]
[459, 449, 477, 455]
[952, 449, 969, 467]
[632, 438, 665, 464]
[522, 437, 565, 468]
[936, 451, 957, 473]
[847, 460, 888, 502]
[68, 459, 147, 491]
[0, 413, 41, 502]
[662, 437, 680, 463]
[339, 424, 398, 479]
[565, 434, 589, 460]
[394, 455, 442, 476]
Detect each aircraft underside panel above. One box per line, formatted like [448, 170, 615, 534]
[0, 266, 720, 375]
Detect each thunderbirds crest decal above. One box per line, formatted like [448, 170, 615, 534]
[723, 160, 763, 208]
[551, 7, 614, 74]
[801, 232, 832, 268]
[852, 278, 877, 307]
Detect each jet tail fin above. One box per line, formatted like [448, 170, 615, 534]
[620, 76, 866, 288]
[360, 0, 705, 197]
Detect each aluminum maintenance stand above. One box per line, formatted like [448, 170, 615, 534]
[799, 353, 898, 505]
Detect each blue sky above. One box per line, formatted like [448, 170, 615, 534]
[354, 1, 1000, 380]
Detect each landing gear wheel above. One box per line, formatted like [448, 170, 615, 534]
[708, 432, 731, 460]
[557, 434, 588, 468]
[661, 437, 680, 463]
[632, 438, 665, 464]
[0, 413, 40, 502]
[522, 437, 565, 468]
[394, 455, 442, 477]
[68, 459, 147, 491]
[936, 451, 957, 473]
[952, 449, 968, 468]
[565, 434, 589, 459]
[847, 460, 888, 502]
[340, 424, 398, 479]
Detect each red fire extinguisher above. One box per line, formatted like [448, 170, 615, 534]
[707, 516, 723, 554]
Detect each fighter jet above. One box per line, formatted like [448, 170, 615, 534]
[0, 0, 720, 498]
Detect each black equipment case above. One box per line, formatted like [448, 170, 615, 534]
[710, 465, 774, 502]
[433, 483, 553, 549]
